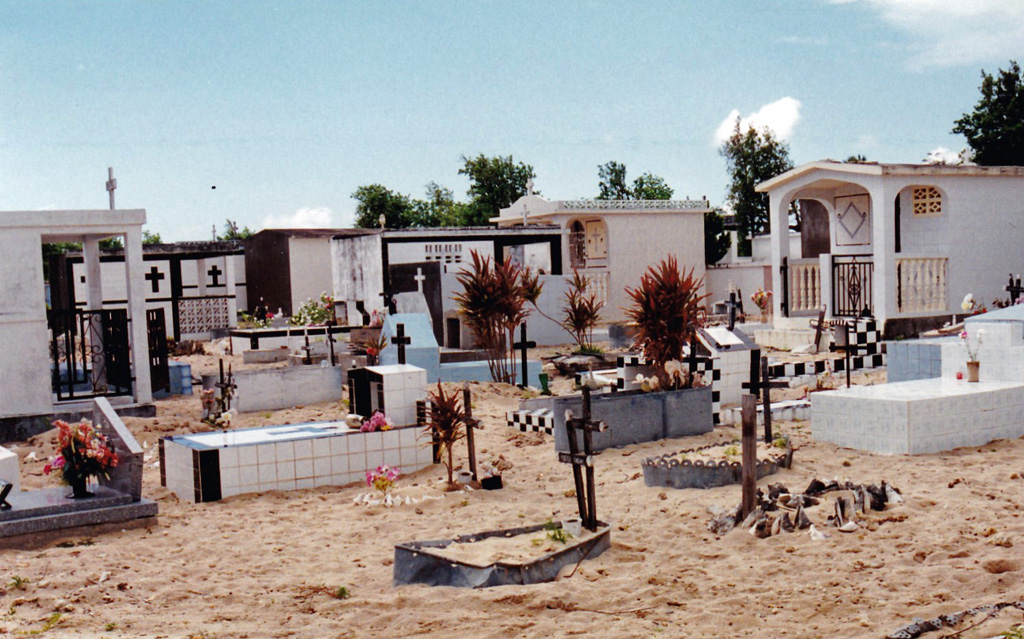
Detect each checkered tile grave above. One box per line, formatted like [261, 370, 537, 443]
[614, 353, 722, 425]
[767, 319, 886, 380]
[504, 408, 555, 435]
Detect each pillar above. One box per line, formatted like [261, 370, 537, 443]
[768, 193, 791, 323]
[869, 181, 896, 329]
[124, 226, 153, 404]
[224, 256, 238, 328]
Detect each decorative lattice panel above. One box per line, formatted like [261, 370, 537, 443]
[912, 186, 942, 216]
[178, 297, 230, 334]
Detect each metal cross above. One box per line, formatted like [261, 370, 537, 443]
[106, 167, 117, 210]
[1007, 274, 1023, 303]
[512, 322, 536, 388]
[392, 323, 412, 365]
[144, 266, 165, 293]
[214, 359, 237, 415]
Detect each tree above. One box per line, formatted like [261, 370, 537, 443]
[351, 184, 415, 229]
[704, 209, 731, 265]
[597, 161, 631, 199]
[845, 154, 868, 163]
[720, 120, 794, 255]
[217, 219, 253, 240]
[631, 172, 674, 200]
[458, 154, 536, 226]
[406, 182, 466, 228]
[953, 60, 1024, 166]
[143, 230, 162, 245]
[596, 161, 674, 200]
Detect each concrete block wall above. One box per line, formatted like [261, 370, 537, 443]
[204, 367, 344, 413]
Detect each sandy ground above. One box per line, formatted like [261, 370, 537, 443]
[2, 347, 1023, 639]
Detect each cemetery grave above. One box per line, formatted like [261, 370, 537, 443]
[0, 398, 158, 546]
[641, 437, 793, 490]
[813, 304, 1024, 454]
[393, 386, 611, 588]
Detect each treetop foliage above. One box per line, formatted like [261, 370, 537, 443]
[953, 60, 1024, 166]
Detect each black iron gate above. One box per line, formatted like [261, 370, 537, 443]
[831, 255, 874, 317]
[48, 309, 133, 401]
[147, 307, 170, 394]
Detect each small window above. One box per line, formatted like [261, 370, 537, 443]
[912, 186, 942, 216]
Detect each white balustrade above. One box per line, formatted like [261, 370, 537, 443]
[896, 257, 947, 314]
[788, 259, 821, 314]
[579, 269, 610, 308]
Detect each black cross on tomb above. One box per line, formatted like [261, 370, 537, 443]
[392, 323, 412, 365]
[512, 322, 536, 387]
[144, 266, 165, 293]
[207, 264, 223, 287]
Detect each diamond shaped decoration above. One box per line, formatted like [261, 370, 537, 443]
[838, 202, 867, 239]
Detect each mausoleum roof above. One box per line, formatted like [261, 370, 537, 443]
[757, 161, 1024, 193]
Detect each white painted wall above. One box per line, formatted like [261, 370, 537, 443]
[0, 228, 57, 416]
[387, 240, 495, 274]
[288, 237, 335, 312]
[705, 263, 770, 308]
[332, 234, 384, 326]
[555, 211, 707, 323]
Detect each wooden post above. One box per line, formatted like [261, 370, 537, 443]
[844, 322, 852, 389]
[741, 394, 758, 519]
[462, 382, 480, 481]
[748, 348, 761, 396]
[581, 386, 597, 531]
[760, 356, 773, 444]
[564, 408, 589, 526]
[728, 291, 737, 331]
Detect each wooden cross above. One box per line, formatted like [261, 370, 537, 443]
[1007, 274, 1023, 303]
[214, 359, 237, 415]
[741, 350, 787, 443]
[462, 382, 483, 481]
[392, 323, 412, 365]
[740, 394, 758, 518]
[207, 264, 223, 287]
[0, 479, 12, 510]
[561, 386, 607, 531]
[106, 167, 117, 210]
[512, 322, 536, 388]
[144, 266, 165, 293]
[809, 306, 827, 354]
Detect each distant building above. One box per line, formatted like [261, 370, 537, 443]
[492, 195, 712, 323]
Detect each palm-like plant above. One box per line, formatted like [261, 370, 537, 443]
[561, 270, 604, 354]
[624, 256, 709, 389]
[453, 250, 539, 383]
[424, 382, 466, 489]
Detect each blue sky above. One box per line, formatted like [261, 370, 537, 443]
[1, 0, 1022, 241]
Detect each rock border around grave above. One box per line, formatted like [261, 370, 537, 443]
[393, 522, 611, 588]
[641, 440, 793, 490]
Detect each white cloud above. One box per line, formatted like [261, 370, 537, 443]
[260, 206, 348, 230]
[924, 146, 974, 164]
[713, 97, 802, 146]
[829, 0, 1024, 69]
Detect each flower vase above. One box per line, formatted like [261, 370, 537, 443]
[68, 475, 93, 499]
[967, 360, 980, 383]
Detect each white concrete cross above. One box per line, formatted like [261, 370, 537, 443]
[414, 267, 426, 293]
[106, 167, 117, 210]
[526, 177, 534, 196]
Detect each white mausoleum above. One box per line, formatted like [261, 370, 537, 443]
[0, 209, 153, 419]
[492, 194, 711, 323]
[757, 162, 1024, 336]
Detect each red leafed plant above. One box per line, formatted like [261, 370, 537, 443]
[453, 250, 541, 384]
[424, 382, 467, 489]
[561, 269, 604, 354]
[43, 419, 119, 486]
[624, 256, 709, 389]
